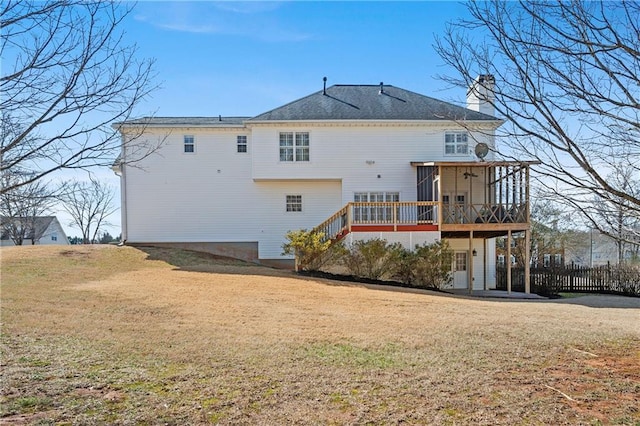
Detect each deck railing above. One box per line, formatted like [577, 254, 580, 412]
[350, 202, 439, 225]
[442, 203, 528, 225]
[313, 202, 529, 242]
[313, 205, 350, 243]
[313, 202, 439, 242]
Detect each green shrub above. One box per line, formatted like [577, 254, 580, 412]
[340, 239, 403, 280]
[391, 240, 453, 290]
[282, 229, 335, 271]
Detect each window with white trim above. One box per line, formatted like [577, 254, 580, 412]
[286, 195, 302, 212]
[353, 191, 399, 222]
[184, 135, 195, 153]
[445, 132, 468, 155]
[280, 132, 309, 161]
[455, 252, 467, 271]
[237, 135, 247, 153]
[51, 233, 57, 241]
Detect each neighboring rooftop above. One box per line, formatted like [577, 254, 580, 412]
[1, 216, 58, 241]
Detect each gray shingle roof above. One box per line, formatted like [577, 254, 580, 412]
[114, 117, 249, 127]
[114, 84, 499, 127]
[249, 84, 498, 122]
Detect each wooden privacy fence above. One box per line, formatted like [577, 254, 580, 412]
[496, 264, 640, 296]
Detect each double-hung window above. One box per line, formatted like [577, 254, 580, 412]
[280, 132, 309, 162]
[286, 195, 302, 212]
[237, 135, 247, 153]
[445, 132, 468, 155]
[353, 191, 399, 222]
[184, 135, 195, 153]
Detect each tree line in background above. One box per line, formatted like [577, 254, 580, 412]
[67, 231, 121, 245]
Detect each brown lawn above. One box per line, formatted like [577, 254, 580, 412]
[1, 245, 638, 425]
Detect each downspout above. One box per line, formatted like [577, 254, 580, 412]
[112, 131, 128, 242]
[121, 162, 128, 242]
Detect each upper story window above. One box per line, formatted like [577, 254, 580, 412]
[445, 132, 468, 155]
[51, 233, 57, 241]
[237, 135, 247, 153]
[280, 132, 309, 162]
[184, 135, 195, 153]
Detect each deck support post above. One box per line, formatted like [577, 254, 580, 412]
[507, 229, 512, 294]
[483, 238, 488, 290]
[525, 228, 531, 294]
[468, 230, 474, 294]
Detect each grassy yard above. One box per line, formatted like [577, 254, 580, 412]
[1, 245, 638, 425]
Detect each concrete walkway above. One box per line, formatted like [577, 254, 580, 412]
[447, 289, 547, 299]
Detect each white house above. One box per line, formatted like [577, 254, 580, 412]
[114, 77, 534, 292]
[0, 216, 69, 246]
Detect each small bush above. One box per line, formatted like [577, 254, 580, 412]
[340, 239, 403, 280]
[282, 229, 335, 271]
[611, 264, 640, 296]
[391, 240, 453, 290]
[412, 240, 454, 290]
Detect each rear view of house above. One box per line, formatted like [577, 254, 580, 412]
[114, 77, 534, 292]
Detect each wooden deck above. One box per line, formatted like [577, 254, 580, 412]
[313, 201, 530, 242]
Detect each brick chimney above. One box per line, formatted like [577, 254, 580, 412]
[467, 74, 495, 116]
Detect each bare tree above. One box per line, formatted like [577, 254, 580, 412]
[584, 166, 640, 264]
[59, 179, 117, 244]
[435, 1, 640, 241]
[0, 173, 56, 245]
[1, 0, 158, 195]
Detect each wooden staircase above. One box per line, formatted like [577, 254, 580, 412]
[312, 204, 350, 243]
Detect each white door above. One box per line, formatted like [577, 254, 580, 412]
[453, 251, 468, 289]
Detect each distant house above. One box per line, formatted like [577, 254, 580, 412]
[567, 231, 640, 266]
[0, 216, 70, 246]
[113, 77, 537, 292]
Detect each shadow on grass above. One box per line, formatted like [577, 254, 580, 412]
[134, 246, 640, 309]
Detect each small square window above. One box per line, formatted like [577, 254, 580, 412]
[286, 195, 302, 212]
[237, 135, 247, 153]
[184, 135, 195, 153]
[51, 233, 57, 241]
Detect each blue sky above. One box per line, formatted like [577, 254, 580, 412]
[64, 1, 475, 238]
[127, 1, 470, 117]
